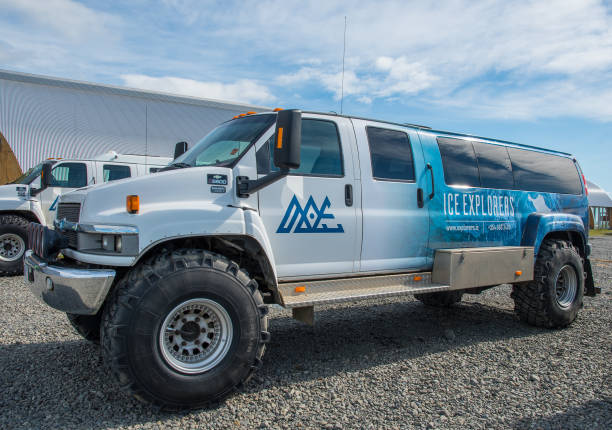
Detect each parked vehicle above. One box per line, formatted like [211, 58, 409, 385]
[24, 110, 598, 409]
[0, 151, 171, 275]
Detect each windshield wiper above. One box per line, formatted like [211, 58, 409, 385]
[159, 162, 192, 172]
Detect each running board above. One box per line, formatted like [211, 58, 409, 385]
[278, 272, 450, 308]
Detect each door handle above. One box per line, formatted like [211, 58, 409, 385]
[345, 184, 353, 207]
[417, 188, 424, 208]
[426, 163, 435, 199]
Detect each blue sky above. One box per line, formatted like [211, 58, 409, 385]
[1, 0, 611, 192]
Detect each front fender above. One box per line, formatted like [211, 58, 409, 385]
[521, 213, 586, 256]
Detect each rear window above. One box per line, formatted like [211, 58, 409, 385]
[473, 142, 514, 190]
[437, 137, 480, 187]
[103, 164, 131, 182]
[507, 148, 582, 195]
[366, 127, 415, 181]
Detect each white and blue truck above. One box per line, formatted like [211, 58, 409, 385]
[0, 152, 172, 275]
[24, 110, 599, 409]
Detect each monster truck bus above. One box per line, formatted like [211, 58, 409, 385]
[24, 109, 598, 409]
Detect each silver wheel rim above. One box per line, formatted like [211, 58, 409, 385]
[159, 298, 233, 374]
[555, 264, 578, 309]
[0, 233, 25, 262]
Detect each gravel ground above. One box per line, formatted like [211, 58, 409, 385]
[1, 238, 611, 429]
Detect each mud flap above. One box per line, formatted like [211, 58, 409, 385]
[584, 258, 600, 296]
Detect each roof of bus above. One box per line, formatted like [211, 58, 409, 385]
[298, 110, 573, 157]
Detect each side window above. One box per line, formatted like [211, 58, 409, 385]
[49, 163, 87, 188]
[507, 148, 582, 194]
[103, 164, 131, 182]
[437, 137, 480, 187]
[472, 142, 515, 189]
[366, 127, 415, 181]
[271, 119, 343, 176]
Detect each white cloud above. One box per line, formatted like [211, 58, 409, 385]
[0, 0, 118, 42]
[121, 74, 275, 104]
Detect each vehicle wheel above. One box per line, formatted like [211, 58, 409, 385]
[511, 239, 584, 328]
[0, 215, 29, 276]
[414, 290, 463, 307]
[101, 249, 269, 410]
[67, 312, 102, 343]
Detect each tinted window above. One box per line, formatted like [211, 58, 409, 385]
[437, 137, 480, 187]
[366, 127, 415, 181]
[507, 148, 582, 194]
[271, 119, 343, 176]
[472, 142, 514, 189]
[103, 164, 131, 182]
[49, 163, 87, 188]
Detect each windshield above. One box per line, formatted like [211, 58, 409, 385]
[10, 161, 56, 185]
[173, 114, 276, 168]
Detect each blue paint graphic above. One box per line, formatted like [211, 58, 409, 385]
[49, 196, 60, 211]
[277, 195, 344, 233]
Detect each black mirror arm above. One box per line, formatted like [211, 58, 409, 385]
[236, 168, 289, 198]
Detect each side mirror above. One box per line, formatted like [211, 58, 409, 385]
[41, 162, 52, 189]
[174, 141, 188, 159]
[273, 109, 301, 170]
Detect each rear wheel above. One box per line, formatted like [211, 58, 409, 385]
[0, 215, 29, 276]
[101, 249, 269, 410]
[414, 290, 464, 307]
[511, 239, 584, 328]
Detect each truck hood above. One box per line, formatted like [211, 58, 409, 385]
[59, 167, 235, 225]
[0, 183, 30, 208]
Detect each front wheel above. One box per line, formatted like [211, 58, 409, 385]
[511, 239, 584, 328]
[101, 249, 269, 410]
[0, 215, 29, 276]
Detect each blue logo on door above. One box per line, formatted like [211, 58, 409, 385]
[277, 195, 344, 234]
[49, 196, 60, 211]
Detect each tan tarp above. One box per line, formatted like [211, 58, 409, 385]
[0, 132, 22, 185]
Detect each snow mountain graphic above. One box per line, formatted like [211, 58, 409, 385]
[276, 195, 344, 234]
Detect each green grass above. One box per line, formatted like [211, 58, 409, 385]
[589, 229, 612, 236]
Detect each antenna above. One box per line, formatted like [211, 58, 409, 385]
[340, 16, 347, 114]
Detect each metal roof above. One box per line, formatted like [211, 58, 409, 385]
[587, 180, 612, 208]
[0, 69, 270, 112]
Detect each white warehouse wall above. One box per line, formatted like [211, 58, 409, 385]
[0, 70, 269, 172]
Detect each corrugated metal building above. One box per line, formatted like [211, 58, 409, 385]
[587, 180, 612, 229]
[0, 69, 269, 184]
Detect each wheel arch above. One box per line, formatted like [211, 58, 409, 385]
[133, 234, 279, 303]
[0, 210, 41, 224]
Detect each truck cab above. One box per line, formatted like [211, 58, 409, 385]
[23, 110, 597, 409]
[0, 151, 171, 275]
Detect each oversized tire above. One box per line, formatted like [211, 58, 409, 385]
[67, 312, 102, 343]
[101, 249, 269, 410]
[0, 215, 29, 276]
[511, 239, 584, 328]
[414, 290, 463, 307]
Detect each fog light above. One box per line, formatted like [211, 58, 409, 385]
[102, 235, 114, 251]
[115, 235, 122, 252]
[46, 277, 54, 291]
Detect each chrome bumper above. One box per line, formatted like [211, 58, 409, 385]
[23, 250, 116, 315]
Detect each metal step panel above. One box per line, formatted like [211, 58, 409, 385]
[278, 272, 451, 308]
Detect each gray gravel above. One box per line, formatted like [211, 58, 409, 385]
[1, 238, 611, 429]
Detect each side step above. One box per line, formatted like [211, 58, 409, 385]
[278, 272, 450, 308]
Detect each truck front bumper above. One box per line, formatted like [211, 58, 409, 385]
[24, 250, 116, 315]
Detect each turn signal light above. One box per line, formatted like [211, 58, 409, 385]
[273, 108, 283, 112]
[515, 270, 522, 276]
[295, 286, 306, 293]
[414, 276, 422, 281]
[126, 195, 139, 214]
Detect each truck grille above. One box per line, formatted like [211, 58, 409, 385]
[57, 203, 81, 247]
